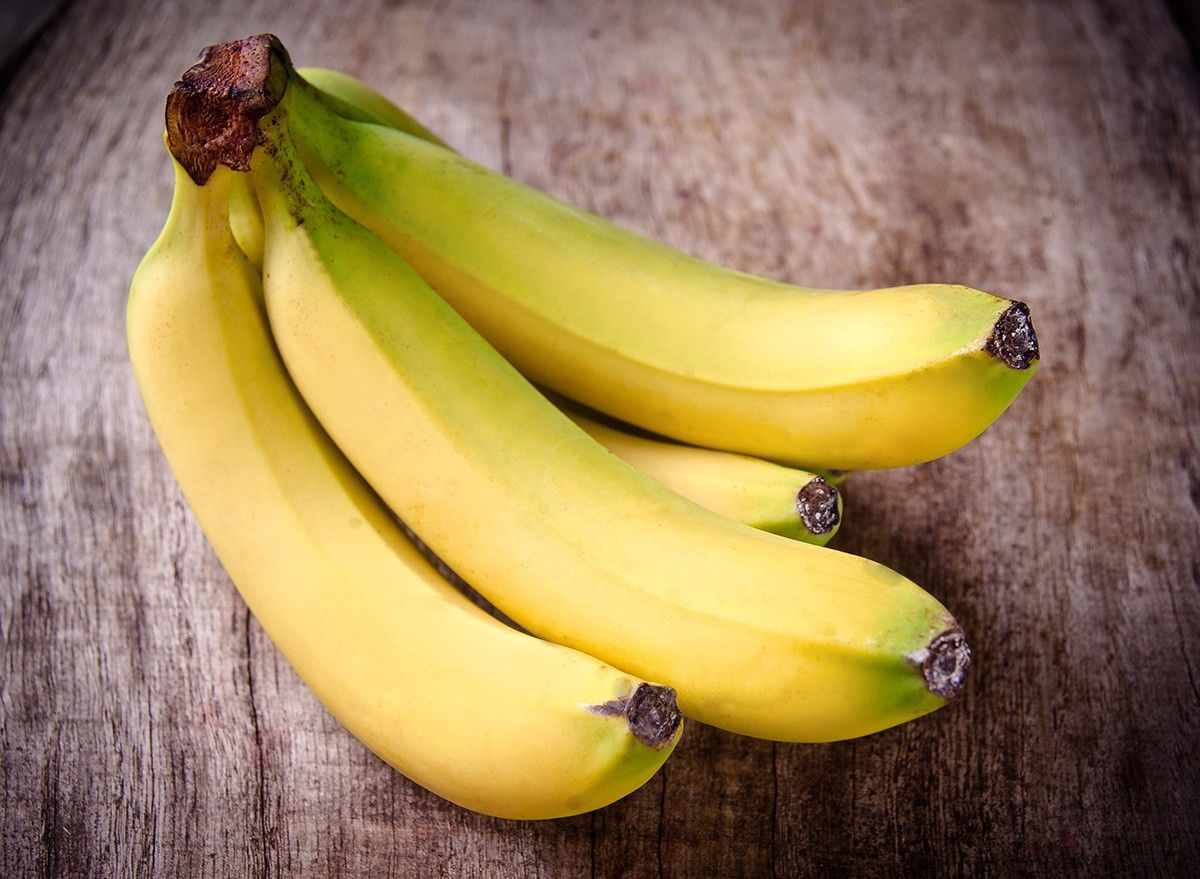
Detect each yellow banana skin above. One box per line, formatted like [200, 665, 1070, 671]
[127, 154, 680, 819]
[176, 37, 971, 742]
[285, 72, 1039, 471]
[227, 170, 264, 267]
[564, 405, 842, 545]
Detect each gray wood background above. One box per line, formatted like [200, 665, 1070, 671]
[2, 0, 1198, 875]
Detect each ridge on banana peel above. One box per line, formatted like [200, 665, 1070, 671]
[169, 35, 971, 743]
[283, 61, 1039, 472]
[562, 402, 843, 545]
[127, 153, 680, 820]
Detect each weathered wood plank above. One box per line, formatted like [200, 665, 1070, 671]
[2, 0, 1198, 876]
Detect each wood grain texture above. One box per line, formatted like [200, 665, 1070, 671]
[2, 0, 1198, 875]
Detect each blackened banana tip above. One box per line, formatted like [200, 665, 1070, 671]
[915, 628, 972, 700]
[590, 683, 681, 749]
[165, 33, 293, 184]
[985, 301, 1039, 369]
[796, 477, 840, 535]
[626, 683, 683, 748]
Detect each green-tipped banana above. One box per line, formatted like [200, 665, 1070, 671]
[174, 36, 971, 742]
[564, 404, 841, 544]
[129, 143, 680, 818]
[281, 66, 1039, 471]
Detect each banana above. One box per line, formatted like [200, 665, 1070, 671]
[562, 404, 842, 545]
[128, 148, 680, 819]
[174, 36, 971, 742]
[283, 59, 1039, 471]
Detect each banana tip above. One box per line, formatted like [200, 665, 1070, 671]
[912, 627, 971, 700]
[165, 33, 293, 184]
[985, 301, 1039, 369]
[796, 477, 840, 535]
[590, 683, 681, 749]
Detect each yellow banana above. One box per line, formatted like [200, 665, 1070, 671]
[563, 405, 842, 545]
[128, 147, 680, 819]
[175, 36, 971, 742]
[285, 62, 1039, 471]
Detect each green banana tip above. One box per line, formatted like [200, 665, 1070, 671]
[911, 627, 971, 701]
[796, 477, 841, 536]
[589, 683, 682, 749]
[985, 301, 1039, 369]
[164, 33, 295, 185]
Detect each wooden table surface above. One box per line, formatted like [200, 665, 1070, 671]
[3, 1, 1198, 875]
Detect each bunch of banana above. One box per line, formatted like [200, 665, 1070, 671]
[129, 33, 1038, 819]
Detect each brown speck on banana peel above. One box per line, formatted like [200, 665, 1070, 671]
[796, 477, 840, 535]
[590, 683, 681, 749]
[985, 301, 1039, 369]
[909, 627, 971, 700]
[165, 34, 295, 184]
